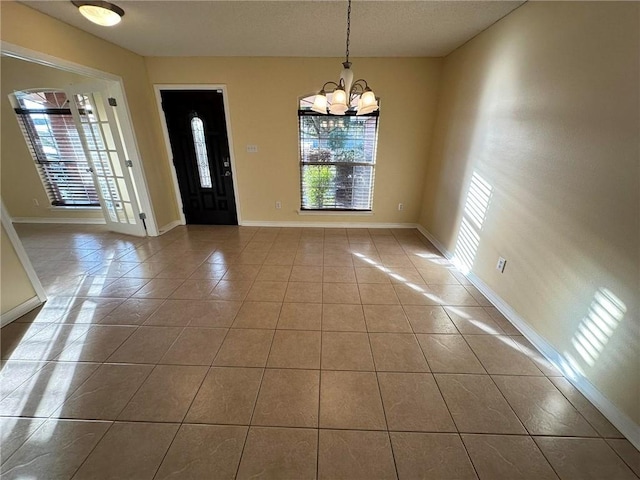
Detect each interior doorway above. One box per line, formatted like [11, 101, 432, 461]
[157, 87, 239, 225]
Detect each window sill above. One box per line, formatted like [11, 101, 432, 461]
[297, 209, 374, 216]
[49, 206, 101, 212]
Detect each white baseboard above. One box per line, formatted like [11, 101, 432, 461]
[158, 220, 182, 235]
[11, 217, 106, 225]
[241, 221, 418, 229]
[416, 224, 640, 450]
[1, 296, 42, 327]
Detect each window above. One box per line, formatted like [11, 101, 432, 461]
[190, 116, 213, 188]
[298, 94, 379, 211]
[13, 90, 101, 207]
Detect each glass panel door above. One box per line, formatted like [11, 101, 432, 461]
[65, 81, 146, 237]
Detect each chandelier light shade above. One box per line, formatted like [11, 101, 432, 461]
[312, 0, 379, 116]
[72, 1, 125, 26]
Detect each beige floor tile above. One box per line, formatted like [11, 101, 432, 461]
[188, 262, 228, 280]
[364, 305, 412, 333]
[492, 375, 598, 436]
[355, 267, 391, 284]
[169, 279, 218, 299]
[132, 278, 184, 299]
[323, 266, 357, 283]
[0, 361, 48, 401]
[73, 422, 179, 479]
[321, 332, 374, 371]
[387, 267, 426, 285]
[268, 330, 321, 369]
[92, 277, 149, 298]
[510, 335, 562, 376]
[403, 305, 458, 333]
[417, 334, 485, 373]
[253, 369, 319, 427]
[264, 251, 296, 266]
[465, 335, 543, 375]
[232, 301, 282, 329]
[393, 284, 439, 305]
[55, 325, 136, 362]
[185, 367, 263, 425]
[369, 333, 429, 372]
[359, 283, 400, 305]
[160, 327, 227, 365]
[535, 437, 637, 480]
[462, 434, 558, 480]
[428, 284, 479, 306]
[289, 265, 323, 282]
[1, 323, 92, 361]
[0, 362, 99, 417]
[464, 285, 493, 306]
[435, 373, 526, 434]
[100, 298, 163, 325]
[324, 253, 353, 266]
[444, 306, 505, 334]
[284, 281, 323, 303]
[246, 281, 288, 302]
[322, 304, 366, 331]
[380, 253, 414, 269]
[417, 265, 461, 284]
[55, 363, 153, 420]
[118, 365, 207, 422]
[549, 377, 622, 438]
[187, 300, 242, 327]
[222, 264, 261, 281]
[320, 370, 386, 430]
[236, 250, 269, 265]
[143, 299, 197, 326]
[0, 417, 46, 461]
[155, 424, 247, 480]
[605, 439, 640, 477]
[0, 419, 111, 480]
[277, 303, 322, 330]
[323, 283, 361, 304]
[390, 432, 477, 480]
[483, 306, 521, 335]
[213, 329, 274, 367]
[155, 262, 200, 279]
[257, 265, 292, 281]
[318, 429, 397, 480]
[236, 427, 317, 480]
[107, 326, 182, 363]
[209, 280, 254, 301]
[379, 372, 455, 432]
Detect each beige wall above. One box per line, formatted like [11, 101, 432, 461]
[419, 2, 639, 423]
[0, 225, 36, 315]
[1, 56, 104, 220]
[0, 1, 180, 229]
[145, 56, 441, 223]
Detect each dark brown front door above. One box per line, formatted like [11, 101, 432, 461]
[161, 90, 237, 225]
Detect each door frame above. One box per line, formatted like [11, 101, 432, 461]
[1, 41, 159, 236]
[153, 84, 242, 226]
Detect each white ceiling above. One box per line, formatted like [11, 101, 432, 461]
[21, 1, 524, 57]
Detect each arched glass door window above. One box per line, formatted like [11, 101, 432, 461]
[191, 116, 212, 188]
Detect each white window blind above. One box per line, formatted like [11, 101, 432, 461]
[298, 96, 379, 211]
[14, 91, 100, 207]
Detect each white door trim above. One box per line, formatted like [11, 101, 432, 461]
[153, 84, 242, 226]
[1, 41, 159, 236]
[1, 199, 47, 312]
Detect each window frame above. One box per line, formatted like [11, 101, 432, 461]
[297, 99, 380, 212]
[12, 90, 102, 209]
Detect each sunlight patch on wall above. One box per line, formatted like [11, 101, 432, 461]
[571, 288, 626, 367]
[453, 172, 493, 273]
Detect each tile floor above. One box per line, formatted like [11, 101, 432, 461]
[1, 224, 638, 479]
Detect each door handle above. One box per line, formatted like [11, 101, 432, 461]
[224, 171, 232, 177]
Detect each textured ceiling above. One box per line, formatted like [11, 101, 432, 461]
[20, 1, 524, 57]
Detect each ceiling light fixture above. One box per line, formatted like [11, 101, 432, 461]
[311, 0, 379, 116]
[72, 1, 124, 27]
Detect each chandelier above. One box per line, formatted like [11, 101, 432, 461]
[311, 0, 379, 116]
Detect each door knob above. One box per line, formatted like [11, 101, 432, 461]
[224, 171, 232, 177]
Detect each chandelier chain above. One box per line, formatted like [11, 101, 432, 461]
[345, 0, 351, 63]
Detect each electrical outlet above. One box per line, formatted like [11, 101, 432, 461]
[246, 145, 258, 153]
[32, 198, 39, 207]
[275, 201, 282, 209]
[398, 203, 404, 211]
[496, 257, 507, 273]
